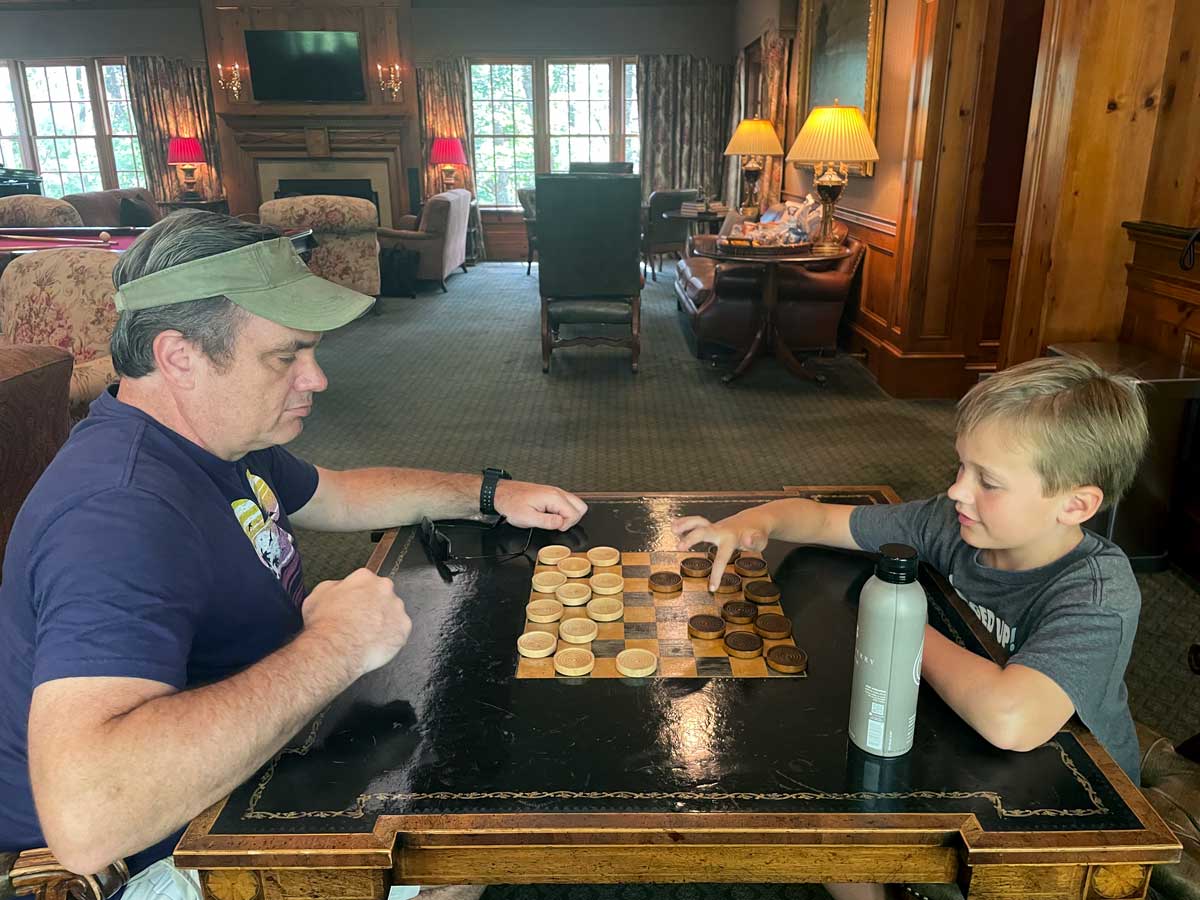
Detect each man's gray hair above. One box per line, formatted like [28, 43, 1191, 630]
[110, 211, 282, 378]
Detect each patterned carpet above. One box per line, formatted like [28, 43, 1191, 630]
[286, 262, 1199, 898]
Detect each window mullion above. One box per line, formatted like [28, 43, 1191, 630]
[611, 56, 622, 161]
[87, 60, 117, 190]
[13, 62, 38, 174]
[534, 56, 549, 174]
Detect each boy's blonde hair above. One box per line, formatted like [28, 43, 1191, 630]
[956, 357, 1149, 509]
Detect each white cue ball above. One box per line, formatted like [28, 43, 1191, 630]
[98, 231, 111, 243]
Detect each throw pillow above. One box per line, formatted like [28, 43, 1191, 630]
[119, 196, 159, 227]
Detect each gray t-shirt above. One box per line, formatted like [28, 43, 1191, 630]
[849, 493, 1141, 782]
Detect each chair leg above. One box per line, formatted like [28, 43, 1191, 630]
[370, 296, 382, 316]
[540, 297, 552, 373]
[440, 279, 448, 292]
[527, 249, 533, 275]
[631, 293, 641, 373]
[461, 263, 468, 274]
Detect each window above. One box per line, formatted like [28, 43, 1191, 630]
[0, 65, 26, 169]
[0, 59, 146, 197]
[101, 64, 145, 188]
[623, 62, 639, 174]
[471, 63, 535, 208]
[547, 62, 609, 172]
[468, 58, 640, 207]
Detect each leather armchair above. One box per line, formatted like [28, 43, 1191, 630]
[259, 195, 381, 296]
[536, 174, 642, 373]
[641, 189, 698, 282]
[60, 188, 161, 227]
[0, 249, 119, 422]
[377, 188, 471, 291]
[0, 345, 71, 571]
[518, 188, 537, 276]
[674, 228, 862, 362]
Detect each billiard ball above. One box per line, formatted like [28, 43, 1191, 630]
[98, 231, 111, 243]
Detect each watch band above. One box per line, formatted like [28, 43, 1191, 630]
[479, 467, 512, 516]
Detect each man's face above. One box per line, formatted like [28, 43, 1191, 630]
[191, 313, 328, 459]
[946, 420, 1068, 557]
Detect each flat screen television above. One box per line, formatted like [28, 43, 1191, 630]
[244, 30, 366, 102]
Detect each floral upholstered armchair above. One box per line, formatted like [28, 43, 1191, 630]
[0, 195, 84, 227]
[0, 248, 119, 422]
[258, 195, 381, 296]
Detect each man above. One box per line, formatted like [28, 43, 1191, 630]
[0, 212, 586, 899]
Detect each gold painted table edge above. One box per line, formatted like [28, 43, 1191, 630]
[176, 490, 1181, 900]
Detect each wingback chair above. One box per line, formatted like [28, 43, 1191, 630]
[376, 188, 471, 291]
[641, 189, 699, 281]
[0, 248, 119, 422]
[536, 173, 642, 373]
[517, 188, 538, 276]
[0, 196, 83, 228]
[258, 195, 381, 296]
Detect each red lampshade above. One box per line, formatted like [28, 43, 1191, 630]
[430, 137, 467, 166]
[167, 136, 205, 166]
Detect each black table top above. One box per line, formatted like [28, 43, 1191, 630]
[209, 494, 1141, 840]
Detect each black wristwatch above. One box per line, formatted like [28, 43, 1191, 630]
[479, 467, 512, 516]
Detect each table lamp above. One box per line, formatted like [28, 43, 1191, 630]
[430, 137, 468, 193]
[723, 118, 784, 217]
[785, 103, 879, 255]
[167, 137, 206, 201]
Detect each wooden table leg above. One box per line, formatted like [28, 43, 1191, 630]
[723, 262, 772, 384]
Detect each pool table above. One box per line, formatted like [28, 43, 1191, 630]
[0, 226, 315, 279]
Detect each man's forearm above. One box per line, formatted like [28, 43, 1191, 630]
[37, 629, 361, 871]
[296, 467, 481, 532]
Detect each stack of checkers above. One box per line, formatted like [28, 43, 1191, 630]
[516, 541, 807, 680]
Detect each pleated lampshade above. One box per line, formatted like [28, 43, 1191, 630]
[786, 105, 879, 165]
[166, 137, 205, 165]
[723, 118, 784, 157]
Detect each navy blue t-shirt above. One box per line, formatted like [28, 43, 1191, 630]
[0, 386, 319, 877]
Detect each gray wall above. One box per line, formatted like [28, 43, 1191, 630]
[0, 5, 205, 61]
[411, 1, 735, 62]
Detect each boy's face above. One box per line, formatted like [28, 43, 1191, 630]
[947, 420, 1079, 559]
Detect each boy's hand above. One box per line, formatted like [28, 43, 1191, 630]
[673, 512, 771, 591]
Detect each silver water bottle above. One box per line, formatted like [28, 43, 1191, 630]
[848, 543, 927, 757]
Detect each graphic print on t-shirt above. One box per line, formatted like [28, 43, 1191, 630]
[949, 573, 1018, 652]
[231, 471, 296, 579]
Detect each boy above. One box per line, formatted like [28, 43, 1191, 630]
[672, 357, 1150, 900]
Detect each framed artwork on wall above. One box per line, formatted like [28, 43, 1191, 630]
[805, 0, 885, 176]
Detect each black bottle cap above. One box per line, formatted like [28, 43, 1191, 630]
[875, 543, 919, 584]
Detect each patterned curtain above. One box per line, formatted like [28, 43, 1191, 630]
[759, 29, 791, 211]
[415, 59, 485, 259]
[723, 51, 746, 209]
[125, 57, 222, 202]
[636, 55, 734, 203]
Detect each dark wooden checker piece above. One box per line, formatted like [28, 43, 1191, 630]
[733, 556, 768, 578]
[766, 644, 808, 674]
[754, 613, 793, 640]
[715, 572, 742, 594]
[680, 556, 713, 579]
[689, 541, 717, 556]
[744, 579, 781, 605]
[723, 630, 763, 659]
[687, 614, 726, 640]
[649, 571, 684, 594]
[721, 601, 757, 624]
[706, 546, 741, 563]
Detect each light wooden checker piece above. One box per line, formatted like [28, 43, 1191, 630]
[554, 647, 595, 676]
[559, 617, 598, 644]
[558, 556, 592, 578]
[531, 571, 568, 594]
[556, 582, 592, 606]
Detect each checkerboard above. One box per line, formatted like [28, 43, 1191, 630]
[516, 550, 808, 679]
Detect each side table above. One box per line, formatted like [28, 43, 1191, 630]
[157, 197, 230, 215]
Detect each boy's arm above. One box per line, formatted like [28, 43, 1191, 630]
[921, 628, 1076, 751]
[673, 498, 861, 591]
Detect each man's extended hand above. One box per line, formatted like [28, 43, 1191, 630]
[494, 480, 587, 531]
[673, 511, 772, 591]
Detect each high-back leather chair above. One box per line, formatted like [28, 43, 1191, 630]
[536, 174, 642, 373]
[641, 189, 698, 281]
[568, 161, 634, 174]
[517, 188, 537, 276]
